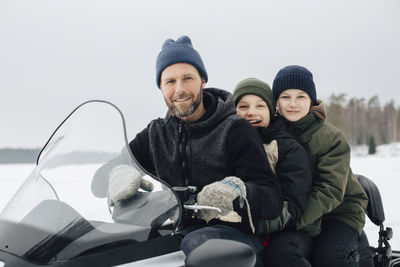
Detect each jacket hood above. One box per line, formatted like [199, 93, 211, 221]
[164, 87, 237, 130]
[310, 100, 327, 121]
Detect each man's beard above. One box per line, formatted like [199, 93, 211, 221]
[167, 88, 203, 119]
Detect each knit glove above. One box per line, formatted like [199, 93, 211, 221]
[197, 176, 255, 233]
[108, 165, 154, 206]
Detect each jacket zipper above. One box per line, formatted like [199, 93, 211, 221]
[178, 121, 189, 186]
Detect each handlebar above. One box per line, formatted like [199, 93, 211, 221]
[184, 204, 221, 214]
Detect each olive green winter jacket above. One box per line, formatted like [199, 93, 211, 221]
[283, 101, 368, 237]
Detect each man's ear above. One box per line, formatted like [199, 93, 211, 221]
[201, 78, 206, 89]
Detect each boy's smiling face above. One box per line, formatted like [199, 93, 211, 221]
[236, 94, 271, 128]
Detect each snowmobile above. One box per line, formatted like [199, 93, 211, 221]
[0, 100, 398, 267]
[0, 100, 255, 267]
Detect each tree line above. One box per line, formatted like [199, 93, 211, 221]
[325, 94, 400, 146]
[0, 148, 40, 164]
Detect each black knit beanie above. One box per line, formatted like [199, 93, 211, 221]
[272, 65, 317, 104]
[233, 78, 276, 118]
[156, 35, 208, 88]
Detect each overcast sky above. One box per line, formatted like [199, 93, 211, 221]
[1, 0, 400, 148]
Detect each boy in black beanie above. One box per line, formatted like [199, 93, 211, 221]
[267, 65, 368, 267]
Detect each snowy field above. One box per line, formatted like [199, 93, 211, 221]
[0, 143, 399, 253]
[350, 143, 400, 250]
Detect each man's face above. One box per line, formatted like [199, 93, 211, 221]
[160, 63, 206, 122]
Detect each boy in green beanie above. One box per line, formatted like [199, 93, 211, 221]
[233, 78, 314, 266]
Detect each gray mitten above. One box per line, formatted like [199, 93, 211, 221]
[108, 165, 154, 206]
[197, 176, 254, 233]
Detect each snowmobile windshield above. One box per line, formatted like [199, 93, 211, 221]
[0, 100, 181, 264]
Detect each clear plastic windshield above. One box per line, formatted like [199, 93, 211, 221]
[0, 100, 181, 264]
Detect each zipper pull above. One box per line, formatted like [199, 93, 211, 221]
[179, 121, 185, 134]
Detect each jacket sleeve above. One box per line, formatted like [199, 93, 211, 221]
[296, 130, 351, 230]
[275, 138, 313, 226]
[129, 127, 157, 176]
[227, 119, 283, 224]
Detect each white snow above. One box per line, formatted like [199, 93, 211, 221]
[0, 164, 33, 210]
[350, 144, 400, 250]
[352, 143, 400, 158]
[0, 143, 399, 254]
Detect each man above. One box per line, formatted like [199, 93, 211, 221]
[109, 36, 283, 266]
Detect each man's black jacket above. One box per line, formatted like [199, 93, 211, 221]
[130, 88, 283, 225]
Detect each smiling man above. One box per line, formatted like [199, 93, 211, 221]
[108, 36, 283, 267]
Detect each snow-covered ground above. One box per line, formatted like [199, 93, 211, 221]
[350, 143, 400, 250]
[0, 143, 399, 252]
[0, 164, 33, 210]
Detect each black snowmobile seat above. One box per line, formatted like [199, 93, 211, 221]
[356, 174, 385, 226]
[355, 175, 393, 267]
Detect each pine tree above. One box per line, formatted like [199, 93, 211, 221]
[368, 135, 376, 155]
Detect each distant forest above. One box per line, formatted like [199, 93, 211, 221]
[326, 94, 400, 146]
[1, 94, 399, 163]
[0, 148, 41, 164]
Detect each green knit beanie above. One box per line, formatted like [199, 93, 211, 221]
[233, 78, 276, 118]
